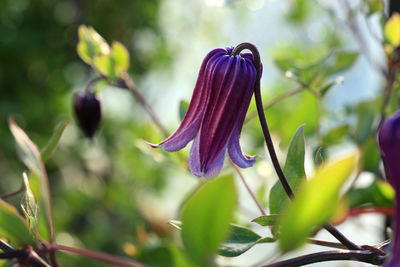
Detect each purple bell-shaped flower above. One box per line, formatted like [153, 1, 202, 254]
[151, 46, 259, 177]
[379, 110, 400, 266]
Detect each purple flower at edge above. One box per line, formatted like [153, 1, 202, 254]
[378, 110, 400, 266]
[151, 47, 259, 177]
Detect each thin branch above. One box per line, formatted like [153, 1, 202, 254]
[260, 249, 385, 267]
[230, 161, 266, 215]
[245, 86, 304, 123]
[51, 244, 146, 267]
[307, 238, 348, 250]
[0, 186, 24, 199]
[117, 72, 169, 138]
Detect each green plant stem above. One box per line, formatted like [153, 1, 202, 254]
[260, 249, 385, 267]
[231, 42, 361, 251]
[51, 244, 145, 267]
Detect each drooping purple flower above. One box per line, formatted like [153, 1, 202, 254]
[151, 46, 259, 177]
[73, 92, 101, 138]
[378, 110, 400, 266]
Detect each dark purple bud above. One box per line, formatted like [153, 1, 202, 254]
[378, 111, 400, 266]
[73, 92, 101, 138]
[150, 46, 260, 177]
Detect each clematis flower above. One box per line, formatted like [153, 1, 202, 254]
[378, 111, 400, 266]
[151, 46, 259, 177]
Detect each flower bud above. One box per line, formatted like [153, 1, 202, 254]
[73, 92, 101, 138]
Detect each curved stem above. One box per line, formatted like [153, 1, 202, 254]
[232, 42, 361, 251]
[260, 249, 385, 267]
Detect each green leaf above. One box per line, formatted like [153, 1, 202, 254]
[41, 120, 70, 163]
[181, 175, 237, 265]
[274, 57, 295, 73]
[322, 125, 349, 147]
[0, 198, 35, 246]
[325, 52, 358, 76]
[94, 54, 116, 80]
[112, 41, 130, 74]
[347, 180, 394, 208]
[252, 215, 280, 226]
[354, 101, 376, 145]
[9, 118, 45, 178]
[179, 100, 189, 121]
[77, 25, 110, 64]
[269, 125, 306, 215]
[218, 224, 275, 257]
[385, 13, 400, 47]
[21, 172, 38, 231]
[366, 0, 383, 15]
[9, 118, 51, 241]
[279, 153, 357, 252]
[360, 137, 381, 173]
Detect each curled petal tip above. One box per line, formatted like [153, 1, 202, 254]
[144, 140, 160, 149]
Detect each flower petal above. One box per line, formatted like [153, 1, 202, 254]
[199, 52, 257, 171]
[153, 49, 227, 152]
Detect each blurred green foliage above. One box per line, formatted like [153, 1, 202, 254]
[0, 0, 397, 266]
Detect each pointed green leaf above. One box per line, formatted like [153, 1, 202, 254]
[279, 153, 357, 252]
[347, 180, 394, 208]
[0, 198, 35, 246]
[181, 175, 237, 265]
[94, 54, 116, 80]
[9, 118, 45, 177]
[252, 215, 280, 226]
[21, 172, 38, 231]
[385, 13, 400, 47]
[218, 224, 275, 257]
[77, 25, 110, 64]
[9, 119, 51, 242]
[41, 120, 70, 163]
[322, 125, 349, 147]
[325, 52, 358, 75]
[270, 125, 306, 215]
[112, 41, 130, 74]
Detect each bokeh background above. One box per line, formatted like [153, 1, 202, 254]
[0, 0, 390, 266]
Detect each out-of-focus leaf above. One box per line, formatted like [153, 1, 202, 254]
[112, 41, 130, 74]
[322, 125, 350, 147]
[21, 172, 37, 231]
[385, 13, 400, 47]
[360, 137, 381, 173]
[279, 153, 357, 252]
[181, 175, 237, 265]
[218, 224, 274, 257]
[0, 198, 35, 246]
[325, 52, 358, 76]
[9, 119, 51, 241]
[256, 181, 267, 208]
[9, 118, 44, 177]
[353, 101, 376, 145]
[252, 215, 280, 226]
[313, 147, 326, 166]
[273, 57, 295, 73]
[179, 100, 189, 121]
[270, 125, 306, 215]
[319, 76, 344, 96]
[347, 180, 394, 208]
[41, 120, 70, 163]
[366, 0, 384, 15]
[94, 54, 116, 80]
[77, 25, 110, 64]
[138, 245, 195, 267]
